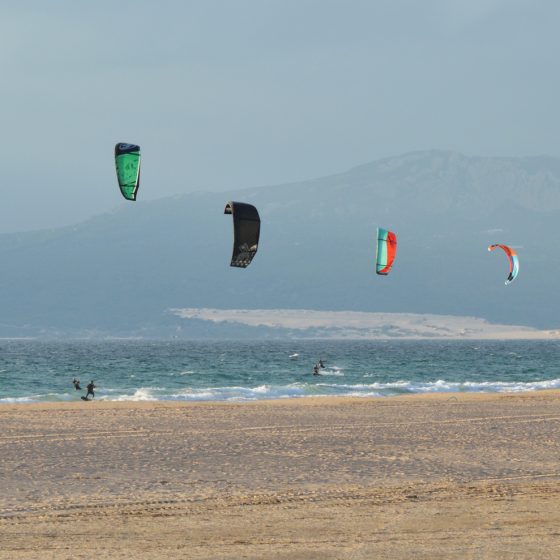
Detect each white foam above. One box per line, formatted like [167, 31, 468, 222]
[0, 392, 75, 403]
[320, 369, 345, 377]
[71, 377, 560, 402]
[314, 377, 560, 395]
[5, 377, 560, 405]
[164, 383, 306, 402]
[0, 395, 36, 403]
[109, 387, 159, 402]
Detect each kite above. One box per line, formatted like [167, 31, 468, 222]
[224, 201, 260, 267]
[488, 244, 519, 284]
[376, 228, 397, 275]
[115, 143, 141, 201]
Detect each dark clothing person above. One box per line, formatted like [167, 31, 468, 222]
[313, 364, 321, 376]
[85, 381, 96, 400]
[319, 359, 325, 369]
[72, 378, 81, 391]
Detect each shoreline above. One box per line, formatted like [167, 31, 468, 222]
[1, 387, 560, 411]
[2, 390, 560, 558]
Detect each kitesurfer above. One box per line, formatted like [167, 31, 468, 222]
[319, 359, 325, 369]
[85, 380, 96, 400]
[313, 364, 321, 376]
[72, 378, 81, 391]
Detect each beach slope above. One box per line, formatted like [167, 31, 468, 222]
[1, 393, 560, 559]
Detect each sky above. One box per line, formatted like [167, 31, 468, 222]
[1, 0, 559, 233]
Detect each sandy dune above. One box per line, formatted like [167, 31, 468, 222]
[1, 393, 560, 558]
[171, 307, 560, 339]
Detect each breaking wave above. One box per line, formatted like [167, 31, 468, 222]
[53, 377, 560, 403]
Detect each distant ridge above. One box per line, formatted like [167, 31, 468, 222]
[1, 150, 559, 337]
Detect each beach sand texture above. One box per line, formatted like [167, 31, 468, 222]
[1, 393, 560, 559]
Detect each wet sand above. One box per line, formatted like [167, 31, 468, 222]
[2, 392, 560, 559]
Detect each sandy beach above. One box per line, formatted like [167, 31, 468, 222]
[2, 393, 560, 559]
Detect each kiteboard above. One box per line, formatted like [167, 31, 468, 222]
[80, 396, 90, 401]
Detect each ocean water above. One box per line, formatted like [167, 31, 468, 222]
[1, 339, 560, 404]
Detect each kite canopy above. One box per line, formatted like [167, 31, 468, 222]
[224, 201, 260, 268]
[376, 228, 397, 275]
[488, 244, 519, 285]
[115, 143, 141, 201]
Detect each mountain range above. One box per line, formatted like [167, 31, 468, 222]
[1, 150, 559, 337]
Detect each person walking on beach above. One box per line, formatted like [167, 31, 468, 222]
[72, 378, 81, 390]
[85, 380, 96, 400]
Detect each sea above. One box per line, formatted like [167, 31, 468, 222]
[1, 339, 560, 404]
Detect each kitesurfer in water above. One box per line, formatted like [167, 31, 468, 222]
[318, 359, 325, 369]
[85, 380, 96, 400]
[313, 364, 321, 376]
[72, 378, 81, 391]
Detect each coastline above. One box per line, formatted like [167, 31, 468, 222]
[2, 391, 560, 558]
[1, 387, 560, 410]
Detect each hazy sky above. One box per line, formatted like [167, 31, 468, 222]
[1, 0, 559, 233]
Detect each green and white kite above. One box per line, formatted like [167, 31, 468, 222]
[114, 143, 141, 201]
